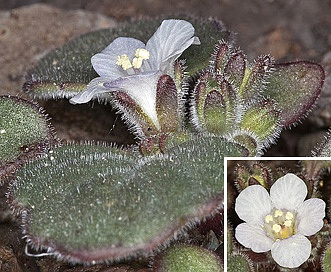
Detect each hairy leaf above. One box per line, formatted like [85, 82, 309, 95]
[9, 137, 246, 263]
[227, 252, 254, 272]
[312, 129, 331, 157]
[0, 96, 55, 167]
[264, 61, 324, 127]
[154, 244, 223, 272]
[322, 242, 331, 272]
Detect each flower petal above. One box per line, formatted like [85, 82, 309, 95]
[70, 72, 162, 130]
[270, 173, 307, 210]
[104, 72, 162, 130]
[146, 19, 200, 73]
[69, 76, 113, 104]
[271, 234, 311, 268]
[235, 223, 273, 253]
[297, 198, 325, 236]
[235, 185, 272, 225]
[92, 37, 146, 78]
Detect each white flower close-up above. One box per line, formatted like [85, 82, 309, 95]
[70, 19, 200, 130]
[235, 173, 325, 268]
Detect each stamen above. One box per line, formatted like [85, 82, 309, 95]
[264, 208, 297, 241]
[132, 48, 150, 69]
[265, 214, 273, 223]
[274, 210, 283, 217]
[135, 48, 150, 60]
[132, 57, 143, 69]
[116, 54, 133, 70]
[284, 220, 292, 227]
[116, 49, 150, 70]
[285, 211, 294, 220]
[272, 224, 281, 233]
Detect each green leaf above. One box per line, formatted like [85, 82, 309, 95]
[322, 242, 331, 272]
[264, 61, 324, 127]
[182, 18, 233, 75]
[9, 143, 137, 262]
[155, 244, 223, 272]
[9, 137, 246, 263]
[24, 17, 232, 100]
[0, 96, 55, 166]
[227, 252, 253, 272]
[313, 129, 331, 157]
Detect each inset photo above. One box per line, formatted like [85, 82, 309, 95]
[225, 158, 331, 272]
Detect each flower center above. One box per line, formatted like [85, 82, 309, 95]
[116, 48, 150, 71]
[263, 208, 297, 240]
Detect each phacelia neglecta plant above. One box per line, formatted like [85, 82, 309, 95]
[0, 17, 328, 271]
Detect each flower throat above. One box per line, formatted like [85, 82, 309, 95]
[264, 208, 297, 240]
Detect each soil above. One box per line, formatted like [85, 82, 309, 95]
[1, 1, 331, 271]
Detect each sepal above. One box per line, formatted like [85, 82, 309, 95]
[238, 99, 282, 148]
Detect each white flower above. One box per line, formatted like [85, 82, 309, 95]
[235, 173, 325, 268]
[70, 19, 200, 130]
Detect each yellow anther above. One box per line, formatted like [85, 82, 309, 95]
[272, 224, 281, 233]
[284, 220, 292, 227]
[135, 48, 150, 60]
[132, 48, 150, 69]
[265, 214, 273, 223]
[116, 49, 150, 70]
[274, 210, 283, 217]
[285, 211, 294, 220]
[132, 57, 143, 69]
[116, 54, 133, 70]
[264, 209, 297, 241]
